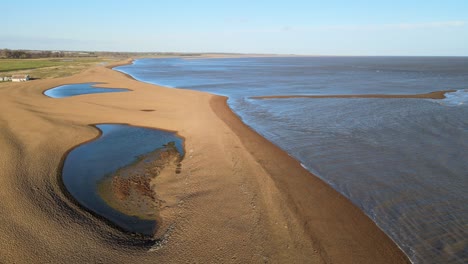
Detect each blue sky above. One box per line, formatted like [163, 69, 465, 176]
[2, 0, 468, 55]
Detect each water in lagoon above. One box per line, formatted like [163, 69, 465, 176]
[44, 82, 128, 98]
[116, 57, 468, 263]
[62, 124, 184, 236]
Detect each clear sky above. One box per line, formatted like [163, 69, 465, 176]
[2, 0, 468, 55]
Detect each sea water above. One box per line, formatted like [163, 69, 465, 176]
[115, 57, 468, 263]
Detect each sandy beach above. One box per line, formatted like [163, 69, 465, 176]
[0, 62, 410, 263]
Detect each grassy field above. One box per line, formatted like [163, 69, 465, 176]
[0, 59, 65, 72]
[0, 57, 119, 80]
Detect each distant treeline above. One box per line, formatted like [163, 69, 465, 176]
[0, 49, 238, 59]
[0, 49, 97, 59]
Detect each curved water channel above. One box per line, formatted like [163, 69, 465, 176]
[45, 84, 184, 236]
[62, 124, 184, 236]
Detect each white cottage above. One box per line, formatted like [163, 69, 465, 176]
[11, 75, 30, 82]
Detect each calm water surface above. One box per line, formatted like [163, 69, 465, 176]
[116, 57, 468, 263]
[44, 82, 128, 98]
[62, 124, 183, 236]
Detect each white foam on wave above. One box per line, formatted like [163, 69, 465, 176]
[433, 89, 468, 106]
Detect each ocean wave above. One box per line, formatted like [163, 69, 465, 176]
[434, 89, 468, 106]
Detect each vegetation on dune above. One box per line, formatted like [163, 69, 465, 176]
[0, 57, 114, 79]
[0, 49, 121, 79]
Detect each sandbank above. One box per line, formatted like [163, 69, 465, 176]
[0, 61, 409, 263]
[251, 90, 454, 100]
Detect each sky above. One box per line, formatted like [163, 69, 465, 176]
[2, 0, 468, 56]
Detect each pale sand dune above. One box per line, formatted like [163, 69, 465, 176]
[0, 63, 409, 263]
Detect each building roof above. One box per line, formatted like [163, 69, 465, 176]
[11, 75, 29, 79]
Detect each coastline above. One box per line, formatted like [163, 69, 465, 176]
[105, 58, 135, 69]
[0, 60, 409, 263]
[210, 96, 410, 263]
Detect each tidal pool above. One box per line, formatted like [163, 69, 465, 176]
[61, 124, 184, 236]
[44, 82, 128, 98]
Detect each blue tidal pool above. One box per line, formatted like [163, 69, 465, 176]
[61, 124, 183, 236]
[44, 82, 128, 98]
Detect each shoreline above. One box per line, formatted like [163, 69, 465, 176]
[112, 60, 413, 262]
[0, 60, 409, 263]
[210, 96, 410, 263]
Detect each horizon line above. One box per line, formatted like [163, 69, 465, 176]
[1, 48, 467, 58]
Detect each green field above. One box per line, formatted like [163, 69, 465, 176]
[0, 57, 116, 79]
[0, 59, 66, 72]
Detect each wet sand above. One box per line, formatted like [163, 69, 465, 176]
[0, 61, 409, 263]
[98, 142, 182, 222]
[251, 90, 454, 100]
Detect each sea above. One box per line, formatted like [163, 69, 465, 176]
[115, 56, 468, 264]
